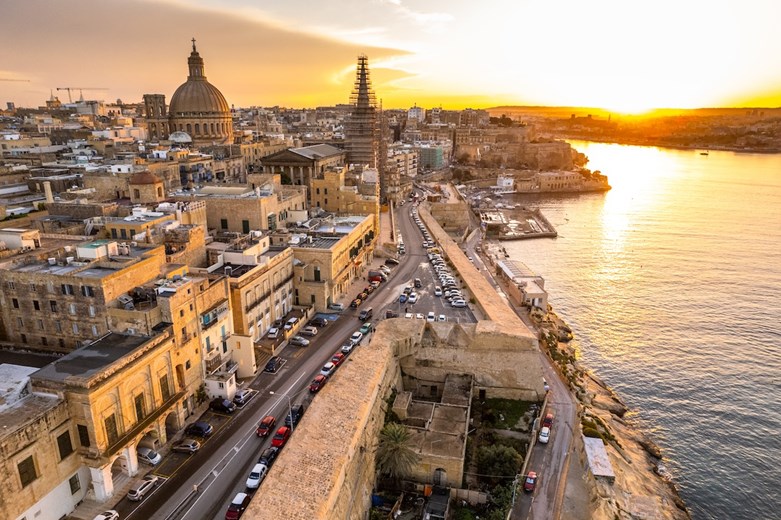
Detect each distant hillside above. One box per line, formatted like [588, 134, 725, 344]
[487, 106, 781, 119]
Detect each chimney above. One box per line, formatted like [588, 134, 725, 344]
[43, 181, 54, 203]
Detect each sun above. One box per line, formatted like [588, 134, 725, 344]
[602, 100, 654, 116]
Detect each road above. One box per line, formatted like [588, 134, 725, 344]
[114, 199, 474, 519]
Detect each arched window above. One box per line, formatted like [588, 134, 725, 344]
[195, 123, 200, 135]
[186, 123, 192, 134]
[210, 123, 215, 134]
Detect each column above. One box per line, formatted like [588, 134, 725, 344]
[126, 444, 140, 476]
[89, 464, 115, 502]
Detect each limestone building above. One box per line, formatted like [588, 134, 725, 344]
[144, 40, 234, 146]
[309, 166, 380, 233]
[280, 214, 377, 311]
[260, 144, 345, 201]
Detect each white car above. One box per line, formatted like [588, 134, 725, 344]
[93, 512, 119, 520]
[426, 312, 435, 322]
[415, 313, 424, 319]
[137, 447, 162, 466]
[538, 426, 551, 444]
[320, 362, 336, 377]
[408, 293, 418, 304]
[350, 331, 364, 344]
[438, 315, 446, 322]
[246, 463, 268, 489]
[266, 327, 280, 339]
[405, 313, 413, 319]
[451, 300, 467, 308]
[341, 341, 356, 354]
[434, 287, 442, 296]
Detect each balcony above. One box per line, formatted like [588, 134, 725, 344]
[205, 352, 226, 373]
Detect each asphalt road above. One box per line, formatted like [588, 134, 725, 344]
[114, 200, 473, 519]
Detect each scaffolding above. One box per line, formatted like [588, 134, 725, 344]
[345, 55, 379, 170]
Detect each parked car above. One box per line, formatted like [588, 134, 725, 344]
[538, 427, 551, 444]
[264, 356, 283, 373]
[266, 327, 280, 339]
[285, 404, 305, 427]
[358, 308, 373, 320]
[331, 352, 346, 366]
[258, 447, 280, 468]
[284, 317, 299, 331]
[341, 341, 356, 354]
[137, 446, 162, 466]
[289, 335, 310, 347]
[271, 426, 291, 448]
[172, 438, 201, 454]
[414, 278, 422, 288]
[320, 362, 336, 378]
[256, 415, 276, 437]
[385, 258, 400, 266]
[350, 331, 364, 344]
[451, 300, 467, 308]
[434, 286, 442, 296]
[309, 374, 328, 392]
[408, 293, 418, 304]
[385, 309, 399, 319]
[301, 326, 318, 337]
[523, 471, 538, 492]
[427, 312, 436, 322]
[542, 413, 554, 428]
[416, 313, 424, 319]
[209, 398, 236, 414]
[185, 421, 213, 437]
[245, 463, 268, 489]
[329, 302, 345, 312]
[225, 492, 251, 520]
[127, 475, 159, 501]
[93, 511, 119, 520]
[359, 322, 372, 335]
[350, 298, 362, 308]
[233, 389, 252, 406]
[310, 316, 328, 327]
[438, 315, 447, 322]
[399, 294, 408, 304]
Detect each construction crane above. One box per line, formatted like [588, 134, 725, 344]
[56, 87, 108, 103]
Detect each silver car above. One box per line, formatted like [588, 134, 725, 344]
[127, 475, 159, 501]
[289, 335, 310, 347]
[136, 447, 162, 466]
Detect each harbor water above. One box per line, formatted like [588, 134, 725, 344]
[504, 141, 781, 520]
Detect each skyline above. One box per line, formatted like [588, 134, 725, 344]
[1, 0, 781, 112]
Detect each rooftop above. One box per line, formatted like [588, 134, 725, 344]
[31, 333, 150, 385]
[292, 236, 341, 250]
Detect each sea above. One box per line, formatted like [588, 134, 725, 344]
[504, 141, 781, 520]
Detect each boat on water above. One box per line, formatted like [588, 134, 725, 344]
[700, 151, 709, 156]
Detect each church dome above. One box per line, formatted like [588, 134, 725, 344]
[169, 43, 229, 116]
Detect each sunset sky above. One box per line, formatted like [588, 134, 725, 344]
[1, 0, 780, 111]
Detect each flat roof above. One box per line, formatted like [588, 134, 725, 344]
[31, 333, 149, 384]
[583, 436, 616, 479]
[294, 236, 341, 249]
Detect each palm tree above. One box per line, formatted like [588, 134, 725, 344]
[375, 423, 419, 481]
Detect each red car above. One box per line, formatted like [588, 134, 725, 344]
[256, 415, 276, 437]
[271, 426, 291, 448]
[542, 413, 554, 429]
[524, 471, 538, 492]
[309, 374, 327, 393]
[331, 352, 346, 367]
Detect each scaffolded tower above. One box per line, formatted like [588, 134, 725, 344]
[345, 55, 379, 169]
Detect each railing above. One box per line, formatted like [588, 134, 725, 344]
[103, 391, 185, 458]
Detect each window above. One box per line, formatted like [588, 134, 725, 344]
[180, 309, 184, 317]
[69, 474, 81, 494]
[220, 218, 228, 230]
[50, 301, 57, 312]
[16, 317, 23, 327]
[88, 305, 96, 317]
[55, 321, 62, 333]
[41, 337, 47, 346]
[12, 298, 18, 308]
[324, 198, 328, 205]
[30, 283, 36, 292]
[133, 189, 140, 199]
[104, 414, 118, 446]
[311, 294, 316, 304]
[61, 284, 74, 295]
[69, 303, 76, 315]
[20, 334, 27, 344]
[205, 336, 211, 352]
[242, 219, 250, 233]
[92, 325, 99, 337]
[72, 323, 78, 334]
[17, 456, 37, 488]
[185, 360, 191, 370]
[34, 300, 40, 311]
[57, 431, 74, 460]
[121, 229, 127, 239]
[111, 229, 118, 238]
[37, 319, 44, 330]
[316, 188, 320, 195]
[7, 281, 15, 290]
[81, 286, 95, 297]
[218, 382, 224, 389]
[314, 267, 321, 282]
[134, 394, 146, 421]
[77, 424, 90, 447]
[160, 374, 171, 401]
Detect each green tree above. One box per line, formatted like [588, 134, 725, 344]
[476, 445, 522, 485]
[375, 423, 419, 480]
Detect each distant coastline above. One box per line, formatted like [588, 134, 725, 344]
[557, 135, 781, 154]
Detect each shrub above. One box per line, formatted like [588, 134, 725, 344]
[582, 427, 603, 441]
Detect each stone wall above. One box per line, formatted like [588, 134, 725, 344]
[429, 201, 472, 233]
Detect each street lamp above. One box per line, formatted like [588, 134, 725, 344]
[269, 391, 294, 433]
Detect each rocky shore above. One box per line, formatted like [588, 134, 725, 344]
[533, 308, 691, 520]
